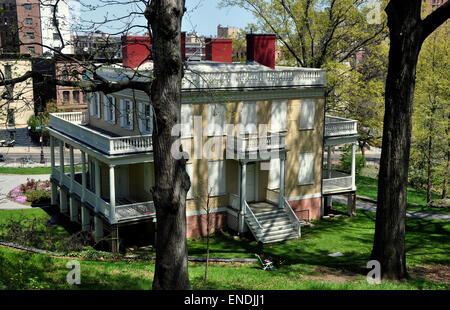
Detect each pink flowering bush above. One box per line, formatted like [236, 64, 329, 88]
[8, 178, 51, 205]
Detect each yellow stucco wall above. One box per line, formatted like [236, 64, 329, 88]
[0, 59, 34, 129]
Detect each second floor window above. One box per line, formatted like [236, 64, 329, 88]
[62, 91, 70, 104]
[120, 99, 133, 130]
[104, 95, 116, 124]
[138, 102, 153, 134]
[24, 4, 32, 10]
[73, 91, 80, 104]
[299, 99, 316, 130]
[25, 18, 33, 25]
[240, 101, 257, 134]
[25, 32, 35, 40]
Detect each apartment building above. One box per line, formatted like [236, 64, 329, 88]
[0, 0, 77, 57]
[47, 34, 358, 252]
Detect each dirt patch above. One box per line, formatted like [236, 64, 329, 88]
[410, 265, 450, 284]
[299, 266, 362, 283]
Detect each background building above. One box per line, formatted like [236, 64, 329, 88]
[72, 31, 123, 60]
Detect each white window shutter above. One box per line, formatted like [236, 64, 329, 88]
[268, 158, 281, 189]
[111, 97, 116, 124]
[270, 100, 287, 132]
[298, 152, 315, 185]
[299, 99, 316, 130]
[89, 93, 94, 116]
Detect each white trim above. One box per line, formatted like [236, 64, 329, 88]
[287, 193, 322, 201]
[186, 207, 228, 217]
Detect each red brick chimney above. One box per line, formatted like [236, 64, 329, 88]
[205, 38, 233, 63]
[121, 36, 152, 69]
[246, 34, 276, 69]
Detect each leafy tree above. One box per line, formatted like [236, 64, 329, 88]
[410, 11, 450, 201]
[371, 0, 449, 280]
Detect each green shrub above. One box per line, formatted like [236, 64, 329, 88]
[25, 190, 51, 204]
[339, 145, 366, 175]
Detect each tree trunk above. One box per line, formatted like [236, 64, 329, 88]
[146, 0, 191, 290]
[371, 1, 426, 280]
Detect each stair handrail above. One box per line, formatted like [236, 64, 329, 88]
[283, 198, 302, 237]
[244, 201, 263, 230]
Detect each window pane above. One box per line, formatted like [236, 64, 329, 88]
[299, 99, 316, 130]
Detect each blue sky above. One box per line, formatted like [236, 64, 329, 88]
[77, 0, 255, 36]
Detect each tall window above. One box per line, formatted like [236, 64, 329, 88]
[180, 104, 193, 138]
[208, 160, 226, 196]
[299, 99, 316, 130]
[62, 91, 70, 104]
[270, 100, 288, 132]
[120, 99, 133, 130]
[208, 103, 226, 136]
[240, 101, 257, 134]
[73, 91, 80, 104]
[104, 95, 116, 124]
[298, 152, 315, 185]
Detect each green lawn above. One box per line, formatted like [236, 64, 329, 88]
[0, 207, 449, 290]
[0, 166, 82, 175]
[356, 174, 449, 215]
[0, 167, 52, 175]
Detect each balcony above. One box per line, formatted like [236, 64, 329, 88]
[52, 166, 155, 223]
[324, 116, 358, 138]
[226, 133, 286, 156]
[49, 112, 153, 156]
[322, 170, 354, 195]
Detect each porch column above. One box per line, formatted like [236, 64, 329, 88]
[81, 151, 86, 202]
[94, 159, 101, 212]
[94, 216, 104, 242]
[279, 154, 286, 209]
[50, 136, 55, 174]
[351, 143, 356, 190]
[239, 162, 247, 234]
[51, 182, 58, 205]
[59, 140, 64, 183]
[69, 196, 78, 222]
[327, 145, 332, 178]
[59, 188, 68, 213]
[69, 146, 75, 192]
[81, 204, 90, 232]
[109, 165, 116, 223]
[326, 145, 332, 210]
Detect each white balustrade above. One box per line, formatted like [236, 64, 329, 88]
[227, 133, 286, 154]
[324, 116, 358, 137]
[322, 170, 353, 194]
[49, 112, 153, 155]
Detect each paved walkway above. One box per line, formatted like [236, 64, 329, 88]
[333, 196, 450, 221]
[0, 174, 50, 210]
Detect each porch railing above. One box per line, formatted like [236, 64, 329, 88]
[49, 112, 153, 155]
[283, 198, 302, 237]
[324, 116, 358, 137]
[322, 170, 353, 194]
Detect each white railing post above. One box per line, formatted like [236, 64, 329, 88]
[69, 146, 74, 193]
[351, 143, 356, 190]
[94, 159, 101, 212]
[279, 154, 286, 209]
[59, 140, 64, 183]
[81, 151, 86, 203]
[239, 162, 247, 234]
[109, 165, 117, 223]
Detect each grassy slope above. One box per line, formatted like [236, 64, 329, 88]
[0, 167, 52, 175]
[0, 207, 449, 290]
[356, 174, 449, 215]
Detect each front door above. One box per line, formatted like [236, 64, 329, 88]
[246, 163, 256, 202]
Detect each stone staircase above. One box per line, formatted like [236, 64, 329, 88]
[245, 201, 305, 243]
